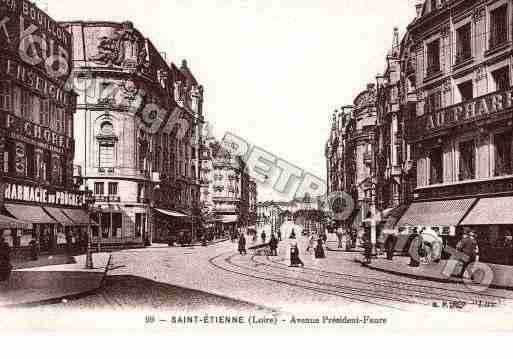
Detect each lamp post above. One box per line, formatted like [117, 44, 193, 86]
[83, 186, 95, 269]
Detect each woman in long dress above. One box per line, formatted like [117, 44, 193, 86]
[290, 243, 304, 267]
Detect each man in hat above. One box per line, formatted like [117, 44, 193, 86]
[456, 229, 479, 279]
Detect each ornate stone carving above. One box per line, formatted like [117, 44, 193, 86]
[89, 22, 148, 69]
[443, 80, 452, 92]
[475, 66, 487, 81]
[473, 7, 485, 22]
[440, 26, 450, 38]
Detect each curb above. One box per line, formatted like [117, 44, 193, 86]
[359, 258, 513, 291]
[1, 254, 113, 308]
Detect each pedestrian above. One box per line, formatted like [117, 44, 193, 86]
[503, 231, 513, 265]
[277, 230, 282, 242]
[290, 228, 296, 239]
[306, 232, 316, 254]
[269, 232, 278, 256]
[261, 231, 267, 244]
[0, 235, 12, 282]
[289, 242, 304, 267]
[315, 235, 326, 259]
[238, 232, 246, 255]
[408, 229, 421, 268]
[385, 233, 397, 260]
[456, 229, 479, 279]
[336, 227, 344, 249]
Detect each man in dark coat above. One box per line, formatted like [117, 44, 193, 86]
[0, 237, 12, 282]
[261, 231, 267, 244]
[456, 229, 479, 278]
[269, 233, 278, 256]
[289, 243, 304, 267]
[238, 232, 246, 255]
[315, 236, 326, 259]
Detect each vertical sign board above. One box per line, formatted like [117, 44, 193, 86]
[0, 0, 72, 83]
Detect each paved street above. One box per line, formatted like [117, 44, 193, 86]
[48, 234, 513, 317]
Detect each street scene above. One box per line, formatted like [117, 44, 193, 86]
[3, 0, 513, 333]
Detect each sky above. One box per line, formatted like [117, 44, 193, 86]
[47, 0, 419, 200]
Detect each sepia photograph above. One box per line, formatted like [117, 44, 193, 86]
[1, 0, 513, 337]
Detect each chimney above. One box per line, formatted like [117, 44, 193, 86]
[415, 2, 423, 18]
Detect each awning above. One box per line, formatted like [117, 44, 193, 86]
[44, 207, 74, 226]
[4, 204, 56, 224]
[217, 215, 239, 224]
[61, 208, 97, 225]
[461, 196, 513, 225]
[397, 198, 476, 227]
[0, 214, 32, 230]
[382, 204, 409, 229]
[155, 208, 188, 218]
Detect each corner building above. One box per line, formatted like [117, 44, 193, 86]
[401, 0, 513, 261]
[0, 0, 87, 258]
[63, 21, 203, 247]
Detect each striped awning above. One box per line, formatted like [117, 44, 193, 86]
[0, 214, 32, 230]
[4, 204, 57, 224]
[397, 198, 476, 228]
[61, 208, 96, 225]
[44, 207, 75, 226]
[461, 197, 513, 225]
[155, 208, 189, 218]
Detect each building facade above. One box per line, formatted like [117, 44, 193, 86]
[0, 0, 88, 258]
[400, 0, 513, 259]
[62, 21, 204, 246]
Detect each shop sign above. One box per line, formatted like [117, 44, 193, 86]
[0, 112, 68, 151]
[410, 88, 513, 140]
[0, 0, 72, 82]
[3, 182, 84, 206]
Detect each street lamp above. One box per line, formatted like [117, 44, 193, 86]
[83, 186, 95, 269]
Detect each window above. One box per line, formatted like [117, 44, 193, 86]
[458, 81, 473, 102]
[426, 91, 442, 113]
[495, 131, 513, 176]
[26, 144, 35, 178]
[21, 90, 33, 121]
[42, 150, 51, 181]
[493, 67, 510, 91]
[99, 142, 115, 168]
[94, 182, 104, 195]
[0, 81, 11, 110]
[11, 86, 20, 117]
[431, 0, 437, 11]
[108, 182, 118, 196]
[459, 139, 476, 181]
[490, 5, 508, 49]
[427, 40, 441, 75]
[40, 98, 50, 127]
[456, 23, 472, 64]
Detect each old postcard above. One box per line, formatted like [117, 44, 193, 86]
[1, 0, 513, 333]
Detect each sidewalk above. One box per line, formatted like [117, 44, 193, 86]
[0, 253, 111, 307]
[364, 255, 513, 290]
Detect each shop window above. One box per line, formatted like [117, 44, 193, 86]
[456, 23, 472, 64]
[112, 213, 122, 238]
[108, 182, 118, 196]
[490, 5, 508, 49]
[0, 81, 11, 110]
[101, 212, 111, 239]
[458, 80, 473, 102]
[99, 142, 115, 168]
[94, 182, 104, 195]
[426, 91, 442, 113]
[494, 131, 513, 176]
[492, 67, 510, 91]
[426, 40, 441, 76]
[459, 139, 476, 181]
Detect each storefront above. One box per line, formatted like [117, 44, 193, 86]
[1, 180, 88, 256]
[152, 208, 191, 244]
